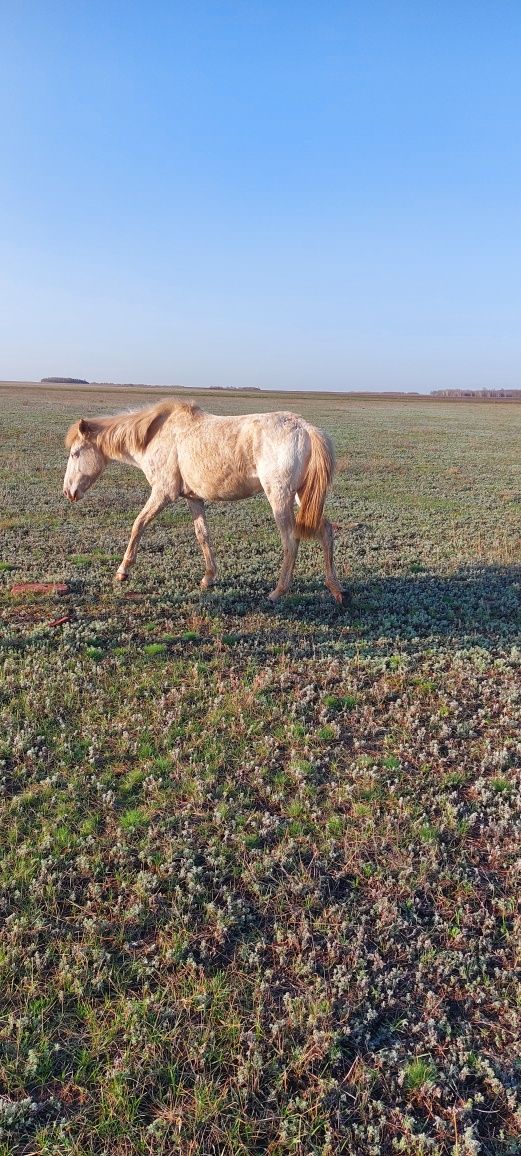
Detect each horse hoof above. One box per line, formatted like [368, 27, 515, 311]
[268, 590, 280, 603]
[200, 575, 215, 590]
[115, 571, 128, 583]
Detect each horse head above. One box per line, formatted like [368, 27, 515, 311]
[63, 418, 107, 502]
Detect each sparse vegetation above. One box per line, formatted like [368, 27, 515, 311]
[1, 385, 521, 1154]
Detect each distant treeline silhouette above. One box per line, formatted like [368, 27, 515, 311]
[431, 388, 521, 399]
[41, 377, 89, 384]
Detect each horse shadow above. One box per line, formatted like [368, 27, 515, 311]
[201, 564, 521, 656]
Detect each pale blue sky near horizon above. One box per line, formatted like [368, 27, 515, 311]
[1, 1, 520, 392]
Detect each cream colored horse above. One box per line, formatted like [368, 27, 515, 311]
[63, 400, 342, 603]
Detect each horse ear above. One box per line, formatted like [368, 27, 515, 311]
[78, 418, 90, 439]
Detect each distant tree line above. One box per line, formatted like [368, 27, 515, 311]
[209, 385, 261, 391]
[431, 388, 521, 398]
[41, 377, 89, 384]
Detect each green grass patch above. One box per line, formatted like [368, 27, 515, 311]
[402, 1057, 437, 1090]
[323, 693, 357, 711]
[119, 807, 148, 830]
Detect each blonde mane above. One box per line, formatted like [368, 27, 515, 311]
[65, 400, 200, 457]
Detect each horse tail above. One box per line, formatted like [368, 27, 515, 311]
[295, 425, 335, 539]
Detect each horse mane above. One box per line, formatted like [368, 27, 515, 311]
[65, 400, 201, 457]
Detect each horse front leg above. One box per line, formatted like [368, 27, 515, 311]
[186, 499, 217, 590]
[115, 490, 171, 581]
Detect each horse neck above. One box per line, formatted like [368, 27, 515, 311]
[94, 403, 178, 470]
[95, 417, 143, 466]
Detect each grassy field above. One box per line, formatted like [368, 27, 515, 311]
[1, 384, 521, 1155]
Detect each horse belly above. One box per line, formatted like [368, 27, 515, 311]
[214, 475, 263, 501]
[180, 462, 262, 502]
[188, 475, 262, 501]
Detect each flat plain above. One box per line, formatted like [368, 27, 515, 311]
[1, 383, 521, 1155]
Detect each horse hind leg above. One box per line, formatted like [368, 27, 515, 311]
[294, 493, 343, 604]
[317, 517, 343, 604]
[269, 509, 299, 601]
[262, 485, 299, 601]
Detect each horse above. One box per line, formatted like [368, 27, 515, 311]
[63, 399, 343, 603]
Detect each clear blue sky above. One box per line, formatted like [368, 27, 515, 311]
[1, 1, 520, 391]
